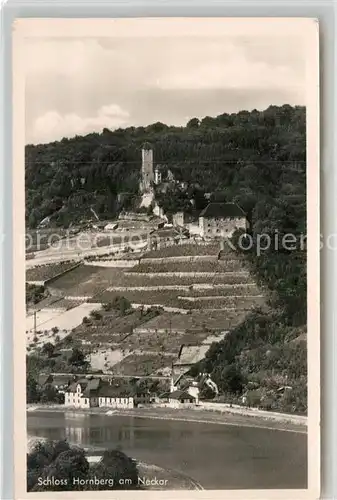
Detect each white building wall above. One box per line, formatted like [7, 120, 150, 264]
[98, 397, 134, 409]
[187, 386, 200, 404]
[168, 399, 196, 408]
[64, 386, 90, 409]
[199, 216, 246, 238]
[154, 169, 162, 185]
[172, 212, 185, 227]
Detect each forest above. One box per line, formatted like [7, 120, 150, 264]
[25, 104, 305, 227]
[26, 104, 307, 413]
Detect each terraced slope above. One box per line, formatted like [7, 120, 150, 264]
[27, 243, 266, 376]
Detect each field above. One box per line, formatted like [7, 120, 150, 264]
[26, 261, 78, 282]
[25, 237, 265, 377]
[26, 302, 100, 351]
[26, 229, 70, 246]
[91, 289, 264, 311]
[47, 264, 255, 297]
[111, 353, 177, 376]
[71, 309, 161, 343]
[129, 260, 245, 273]
[133, 310, 248, 333]
[28, 294, 83, 311]
[142, 243, 221, 258]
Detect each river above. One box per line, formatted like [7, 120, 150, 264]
[27, 410, 307, 490]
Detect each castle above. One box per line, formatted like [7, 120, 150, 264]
[140, 142, 155, 193]
[139, 142, 174, 194]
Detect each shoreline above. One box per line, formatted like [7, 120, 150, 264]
[27, 437, 203, 491]
[27, 405, 307, 434]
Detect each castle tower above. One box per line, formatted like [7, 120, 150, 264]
[140, 142, 154, 193]
[154, 165, 162, 185]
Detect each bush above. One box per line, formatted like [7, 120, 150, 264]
[90, 310, 102, 320]
[27, 441, 140, 492]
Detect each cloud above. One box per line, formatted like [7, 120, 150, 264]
[31, 104, 130, 144]
[25, 33, 307, 144]
[155, 44, 303, 95]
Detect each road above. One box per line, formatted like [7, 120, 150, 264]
[45, 372, 172, 380]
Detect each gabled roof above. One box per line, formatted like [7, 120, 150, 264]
[38, 374, 53, 386]
[158, 392, 170, 399]
[95, 381, 133, 398]
[67, 381, 87, 393]
[51, 375, 75, 387]
[169, 390, 195, 401]
[199, 202, 246, 219]
[82, 378, 102, 396]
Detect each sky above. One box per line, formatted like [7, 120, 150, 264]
[25, 30, 307, 145]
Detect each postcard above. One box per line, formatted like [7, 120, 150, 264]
[12, 17, 320, 499]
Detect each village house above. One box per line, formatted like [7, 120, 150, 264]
[168, 390, 196, 408]
[64, 378, 135, 409]
[133, 389, 152, 407]
[170, 374, 200, 404]
[199, 202, 247, 239]
[37, 374, 75, 394]
[37, 374, 53, 388]
[51, 375, 77, 394]
[172, 211, 185, 227]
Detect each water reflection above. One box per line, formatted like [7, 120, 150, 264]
[27, 411, 307, 489]
[29, 415, 197, 451]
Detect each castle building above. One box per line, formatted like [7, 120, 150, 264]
[172, 212, 185, 227]
[199, 202, 247, 239]
[140, 142, 154, 193]
[154, 165, 162, 185]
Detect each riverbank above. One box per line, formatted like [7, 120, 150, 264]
[27, 435, 202, 491]
[27, 404, 307, 433]
[27, 409, 307, 489]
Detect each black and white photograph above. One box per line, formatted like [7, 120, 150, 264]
[13, 17, 319, 496]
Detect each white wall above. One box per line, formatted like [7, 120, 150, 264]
[98, 397, 134, 409]
[200, 216, 247, 238]
[64, 385, 90, 408]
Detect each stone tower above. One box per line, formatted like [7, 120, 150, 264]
[140, 142, 154, 193]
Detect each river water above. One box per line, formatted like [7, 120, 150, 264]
[27, 411, 307, 490]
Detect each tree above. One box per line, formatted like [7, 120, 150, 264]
[27, 439, 71, 491]
[31, 447, 90, 491]
[200, 385, 215, 400]
[187, 117, 200, 129]
[90, 310, 102, 320]
[25, 105, 307, 413]
[40, 384, 64, 404]
[219, 365, 246, 394]
[41, 342, 55, 358]
[69, 348, 89, 370]
[26, 374, 40, 403]
[92, 450, 139, 490]
[27, 441, 139, 492]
